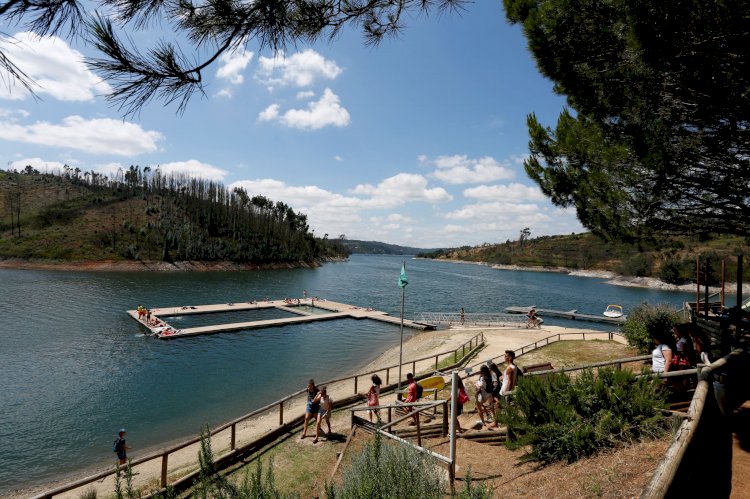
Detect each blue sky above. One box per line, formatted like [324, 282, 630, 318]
[0, 2, 584, 248]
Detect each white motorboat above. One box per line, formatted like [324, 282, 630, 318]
[603, 304, 624, 318]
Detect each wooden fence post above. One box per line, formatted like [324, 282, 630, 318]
[354, 376, 358, 394]
[161, 453, 169, 489]
[442, 402, 448, 437]
[412, 361, 416, 375]
[230, 423, 236, 450]
[454, 351, 458, 363]
[416, 413, 422, 447]
[386, 368, 390, 385]
[279, 402, 284, 426]
[435, 355, 439, 370]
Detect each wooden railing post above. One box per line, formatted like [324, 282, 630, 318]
[386, 368, 390, 385]
[279, 402, 284, 426]
[415, 412, 422, 447]
[354, 375, 358, 394]
[442, 402, 448, 437]
[412, 361, 416, 375]
[435, 355, 439, 370]
[161, 453, 168, 489]
[230, 423, 236, 450]
[454, 351, 458, 363]
[388, 406, 392, 423]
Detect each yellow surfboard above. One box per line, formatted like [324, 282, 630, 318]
[418, 375, 446, 392]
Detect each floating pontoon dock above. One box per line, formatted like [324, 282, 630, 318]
[505, 306, 626, 325]
[128, 299, 435, 339]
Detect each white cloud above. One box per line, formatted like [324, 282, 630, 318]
[257, 104, 280, 122]
[216, 50, 253, 85]
[352, 173, 452, 208]
[297, 90, 315, 99]
[427, 154, 515, 184]
[215, 88, 233, 98]
[0, 115, 162, 155]
[255, 49, 342, 89]
[261, 89, 350, 130]
[334, 155, 343, 161]
[444, 201, 540, 220]
[463, 182, 547, 202]
[155, 160, 228, 181]
[8, 157, 67, 172]
[0, 108, 30, 119]
[230, 172, 451, 241]
[0, 32, 111, 101]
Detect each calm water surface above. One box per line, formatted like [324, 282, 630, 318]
[0, 256, 698, 492]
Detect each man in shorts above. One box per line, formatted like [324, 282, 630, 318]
[114, 429, 131, 465]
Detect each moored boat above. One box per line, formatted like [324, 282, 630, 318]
[603, 304, 624, 318]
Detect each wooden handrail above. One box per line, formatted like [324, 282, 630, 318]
[33, 331, 484, 498]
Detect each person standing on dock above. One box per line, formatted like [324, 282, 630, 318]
[113, 429, 131, 465]
[460, 307, 465, 325]
[300, 379, 319, 439]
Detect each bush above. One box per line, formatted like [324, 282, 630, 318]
[501, 368, 668, 464]
[622, 302, 680, 354]
[327, 432, 444, 499]
[619, 253, 651, 277]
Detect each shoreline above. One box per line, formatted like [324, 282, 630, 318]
[6, 324, 600, 499]
[425, 257, 739, 294]
[0, 258, 346, 272]
[0, 256, 738, 294]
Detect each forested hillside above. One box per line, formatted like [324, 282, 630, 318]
[341, 239, 442, 255]
[0, 167, 348, 264]
[420, 232, 749, 285]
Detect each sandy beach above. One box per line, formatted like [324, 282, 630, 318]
[12, 324, 618, 499]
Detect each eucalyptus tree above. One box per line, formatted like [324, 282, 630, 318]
[504, 0, 750, 241]
[1, 0, 466, 115]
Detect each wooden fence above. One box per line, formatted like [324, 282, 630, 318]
[33, 332, 484, 498]
[642, 348, 749, 498]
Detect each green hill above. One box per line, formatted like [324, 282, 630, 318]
[0, 168, 347, 264]
[341, 239, 442, 255]
[420, 232, 749, 285]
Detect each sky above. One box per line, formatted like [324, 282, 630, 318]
[0, 2, 585, 249]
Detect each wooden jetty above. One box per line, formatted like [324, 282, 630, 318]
[128, 298, 435, 339]
[505, 305, 626, 325]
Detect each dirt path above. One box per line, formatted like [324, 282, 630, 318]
[10, 324, 610, 498]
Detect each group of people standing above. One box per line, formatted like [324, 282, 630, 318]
[301, 379, 334, 443]
[472, 350, 520, 429]
[651, 322, 711, 374]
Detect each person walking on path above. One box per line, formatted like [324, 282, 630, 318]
[300, 379, 319, 439]
[114, 429, 131, 465]
[500, 351, 519, 399]
[313, 387, 334, 443]
[366, 374, 382, 422]
[404, 373, 419, 426]
[447, 377, 470, 433]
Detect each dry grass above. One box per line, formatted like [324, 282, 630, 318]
[517, 340, 641, 370]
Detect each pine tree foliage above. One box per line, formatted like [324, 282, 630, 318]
[504, 0, 750, 241]
[0, 0, 467, 115]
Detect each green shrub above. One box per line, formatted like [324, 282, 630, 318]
[327, 432, 444, 499]
[619, 253, 651, 277]
[622, 302, 680, 353]
[501, 367, 668, 464]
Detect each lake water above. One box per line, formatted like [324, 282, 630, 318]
[0, 255, 700, 492]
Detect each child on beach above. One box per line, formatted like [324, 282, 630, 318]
[313, 387, 333, 443]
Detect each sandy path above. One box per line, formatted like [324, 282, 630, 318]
[15, 324, 607, 498]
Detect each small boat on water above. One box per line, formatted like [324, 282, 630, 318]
[603, 304, 624, 318]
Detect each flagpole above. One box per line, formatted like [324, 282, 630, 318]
[397, 260, 406, 399]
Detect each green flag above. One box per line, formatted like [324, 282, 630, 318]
[398, 263, 408, 288]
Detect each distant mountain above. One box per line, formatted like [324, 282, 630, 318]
[342, 239, 443, 255]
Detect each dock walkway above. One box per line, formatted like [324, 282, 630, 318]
[505, 305, 626, 325]
[128, 298, 434, 339]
